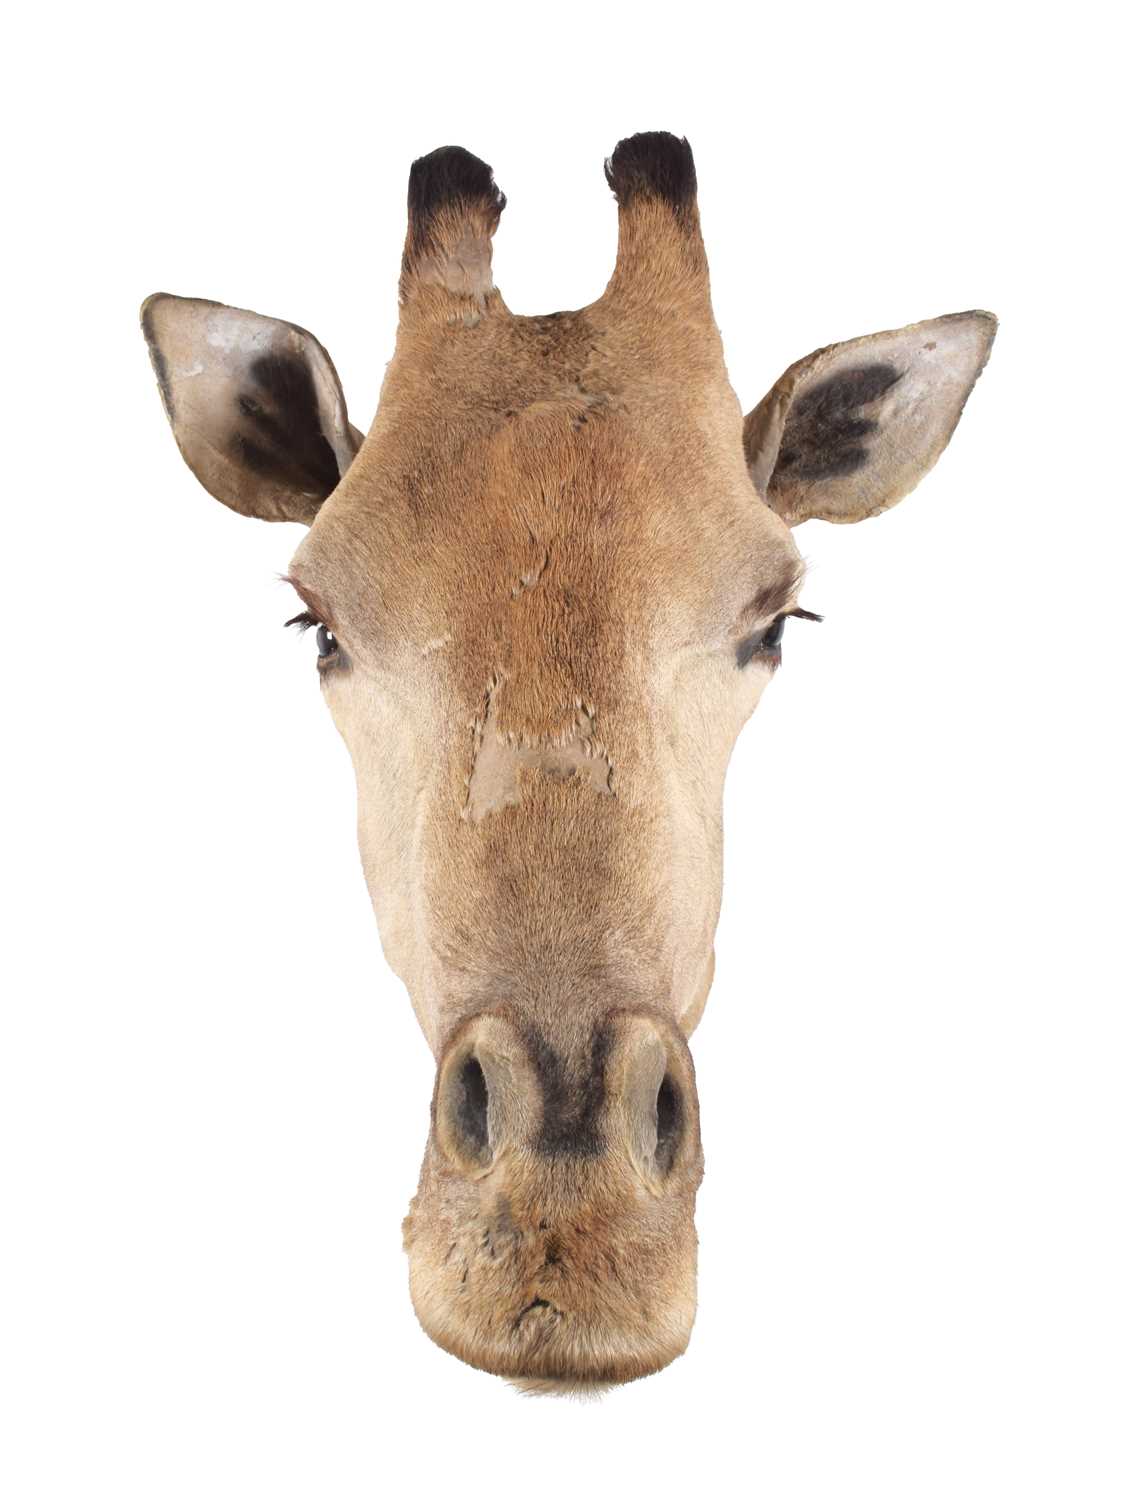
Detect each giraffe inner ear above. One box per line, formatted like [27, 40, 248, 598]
[744, 310, 996, 526]
[141, 294, 360, 525]
[773, 362, 904, 482]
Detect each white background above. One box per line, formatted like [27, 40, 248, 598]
[4, 3, 1126, 1496]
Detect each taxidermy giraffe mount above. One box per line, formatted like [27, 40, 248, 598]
[142, 132, 995, 1390]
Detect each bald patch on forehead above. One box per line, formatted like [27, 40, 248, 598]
[466, 693, 613, 823]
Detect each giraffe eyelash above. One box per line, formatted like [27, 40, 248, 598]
[285, 611, 320, 633]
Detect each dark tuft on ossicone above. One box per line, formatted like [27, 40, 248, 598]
[604, 132, 697, 216]
[406, 145, 506, 255]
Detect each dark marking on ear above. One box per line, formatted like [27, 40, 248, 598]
[773, 362, 901, 482]
[604, 132, 697, 218]
[230, 352, 341, 498]
[525, 1022, 613, 1159]
[406, 145, 506, 257]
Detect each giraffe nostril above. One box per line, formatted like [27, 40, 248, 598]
[654, 1073, 683, 1175]
[618, 1016, 699, 1189]
[437, 1048, 496, 1172]
[455, 1056, 489, 1156]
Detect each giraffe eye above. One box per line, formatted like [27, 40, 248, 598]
[734, 606, 822, 669]
[761, 614, 787, 652]
[285, 611, 342, 667]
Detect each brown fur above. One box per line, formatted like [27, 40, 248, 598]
[141, 133, 995, 1390]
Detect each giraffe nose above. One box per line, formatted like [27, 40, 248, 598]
[408, 1009, 704, 1385]
[433, 1009, 699, 1191]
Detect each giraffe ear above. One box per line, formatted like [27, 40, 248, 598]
[141, 294, 361, 525]
[744, 311, 996, 526]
